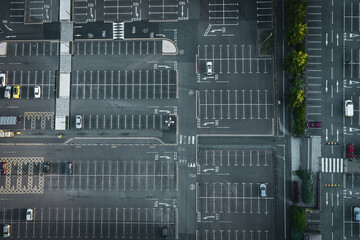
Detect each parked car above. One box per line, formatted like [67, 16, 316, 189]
[259, 184, 267, 197]
[347, 144, 354, 158]
[3, 224, 11, 238]
[12, 85, 20, 99]
[206, 61, 213, 75]
[4, 86, 11, 99]
[65, 162, 73, 175]
[34, 86, 41, 99]
[354, 207, 360, 221]
[42, 162, 51, 173]
[0, 162, 6, 175]
[26, 208, 34, 221]
[161, 227, 168, 237]
[306, 122, 322, 128]
[0, 73, 6, 87]
[75, 115, 83, 129]
[345, 100, 354, 117]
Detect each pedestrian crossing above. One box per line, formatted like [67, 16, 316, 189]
[112, 22, 124, 40]
[179, 135, 195, 145]
[321, 158, 343, 173]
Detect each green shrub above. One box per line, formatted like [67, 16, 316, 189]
[284, 50, 309, 77]
[290, 206, 307, 231]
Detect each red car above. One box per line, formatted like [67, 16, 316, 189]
[306, 122, 322, 128]
[0, 162, 6, 175]
[347, 144, 354, 158]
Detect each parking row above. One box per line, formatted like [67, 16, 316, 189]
[197, 89, 273, 120]
[6, 42, 60, 57]
[197, 182, 271, 215]
[344, 1, 360, 32]
[0, 207, 175, 239]
[257, 0, 273, 29]
[198, 150, 272, 167]
[24, 112, 54, 130]
[2, 70, 55, 100]
[71, 69, 177, 100]
[198, 44, 272, 75]
[0, 159, 176, 192]
[305, 3, 323, 124]
[9, 0, 58, 24]
[73, 40, 163, 55]
[73, 0, 185, 22]
[197, 229, 271, 240]
[71, 114, 175, 131]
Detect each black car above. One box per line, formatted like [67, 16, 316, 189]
[42, 162, 51, 173]
[65, 162, 73, 175]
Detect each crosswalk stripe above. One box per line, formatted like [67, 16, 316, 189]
[321, 158, 344, 173]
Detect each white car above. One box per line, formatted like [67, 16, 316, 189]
[26, 208, 34, 221]
[75, 115, 83, 129]
[345, 100, 354, 117]
[355, 207, 360, 221]
[206, 61, 213, 75]
[0, 73, 6, 87]
[34, 86, 41, 99]
[259, 184, 267, 198]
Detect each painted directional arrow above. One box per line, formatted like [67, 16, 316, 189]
[349, 80, 360, 85]
[350, 33, 360, 38]
[325, 33, 328, 46]
[336, 81, 339, 93]
[337, 33, 339, 46]
[325, 80, 328, 92]
[350, 127, 360, 132]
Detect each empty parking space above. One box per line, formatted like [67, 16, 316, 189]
[197, 89, 272, 120]
[306, 4, 323, 123]
[73, 40, 163, 55]
[0, 207, 175, 239]
[71, 70, 177, 100]
[24, 0, 58, 23]
[73, 0, 96, 23]
[198, 149, 271, 167]
[43, 159, 176, 191]
[6, 41, 60, 56]
[198, 44, 272, 75]
[4, 70, 55, 99]
[148, 0, 179, 21]
[103, 0, 134, 22]
[71, 114, 174, 131]
[257, 0, 273, 29]
[196, 148, 274, 239]
[208, 0, 239, 26]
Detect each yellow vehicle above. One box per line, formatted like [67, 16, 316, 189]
[12, 85, 20, 99]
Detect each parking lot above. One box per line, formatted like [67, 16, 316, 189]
[72, 40, 163, 56]
[2, 70, 56, 100]
[71, 69, 177, 100]
[0, 207, 175, 239]
[196, 148, 274, 240]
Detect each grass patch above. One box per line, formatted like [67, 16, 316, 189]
[259, 29, 275, 56]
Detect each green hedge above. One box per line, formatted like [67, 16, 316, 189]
[302, 171, 314, 204]
[290, 206, 307, 231]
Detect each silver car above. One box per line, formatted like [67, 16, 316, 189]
[354, 207, 360, 221]
[4, 86, 11, 99]
[259, 184, 267, 198]
[206, 61, 213, 75]
[75, 115, 83, 129]
[3, 224, 11, 238]
[26, 208, 34, 221]
[34, 86, 41, 99]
